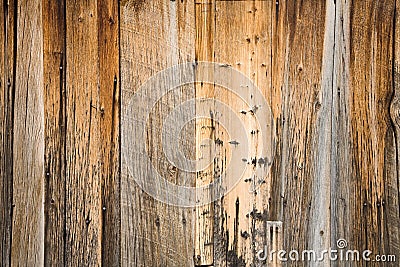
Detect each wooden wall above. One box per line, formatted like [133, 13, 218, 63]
[1, 0, 400, 266]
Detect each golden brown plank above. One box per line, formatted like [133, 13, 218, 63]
[389, 0, 400, 259]
[65, 0, 102, 265]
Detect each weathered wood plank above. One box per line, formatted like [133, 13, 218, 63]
[269, 1, 327, 265]
[11, 0, 45, 264]
[98, 0, 121, 265]
[248, 2, 278, 265]
[308, 0, 333, 261]
[43, 0, 66, 264]
[330, 0, 352, 262]
[194, 1, 216, 265]
[194, 3, 277, 265]
[332, 0, 398, 261]
[212, 1, 276, 266]
[65, 0, 102, 265]
[213, 1, 252, 265]
[0, 0, 15, 265]
[261, 2, 322, 259]
[1, 1, 398, 266]
[381, 0, 400, 261]
[121, 1, 196, 266]
[44, 1, 121, 265]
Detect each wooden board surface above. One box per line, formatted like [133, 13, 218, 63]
[43, 0, 66, 264]
[10, 0, 44, 265]
[120, 1, 196, 266]
[0, 0, 399, 266]
[0, 0, 15, 265]
[194, 1, 215, 265]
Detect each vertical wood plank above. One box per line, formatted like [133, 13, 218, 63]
[379, 0, 400, 259]
[0, 0, 7, 262]
[98, 0, 121, 265]
[194, 1, 215, 265]
[212, 1, 276, 266]
[11, 0, 45, 264]
[270, 0, 327, 264]
[0, 0, 15, 265]
[65, 0, 102, 265]
[330, 0, 352, 257]
[43, 0, 66, 264]
[213, 1, 257, 265]
[249, 2, 277, 265]
[44, 1, 121, 265]
[334, 0, 398, 258]
[325, 0, 400, 263]
[308, 0, 334, 259]
[121, 1, 195, 266]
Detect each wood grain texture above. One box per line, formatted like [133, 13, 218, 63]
[213, 1, 275, 266]
[209, 1, 328, 266]
[330, 0, 352, 261]
[65, 0, 102, 265]
[338, 0, 399, 261]
[0, 0, 15, 265]
[43, 0, 66, 264]
[385, 0, 400, 262]
[98, 0, 121, 265]
[121, 1, 195, 266]
[11, 0, 45, 265]
[43, 0, 121, 265]
[0, 0, 399, 266]
[272, 1, 329, 265]
[194, 1, 215, 265]
[195, 0, 399, 266]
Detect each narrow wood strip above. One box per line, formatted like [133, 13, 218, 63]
[213, 1, 277, 265]
[65, 0, 102, 265]
[98, 0, 121, 265]
[0, 0, 16, 265]
[43, 0, 67, 264]
[11, 0, 45, 264]
[387, 0, 400, 257]
[194, 1, 215, 265]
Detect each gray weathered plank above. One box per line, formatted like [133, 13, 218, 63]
[121, 1, 196, 266]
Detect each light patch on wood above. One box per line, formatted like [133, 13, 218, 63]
[11, 0, 45, 265]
